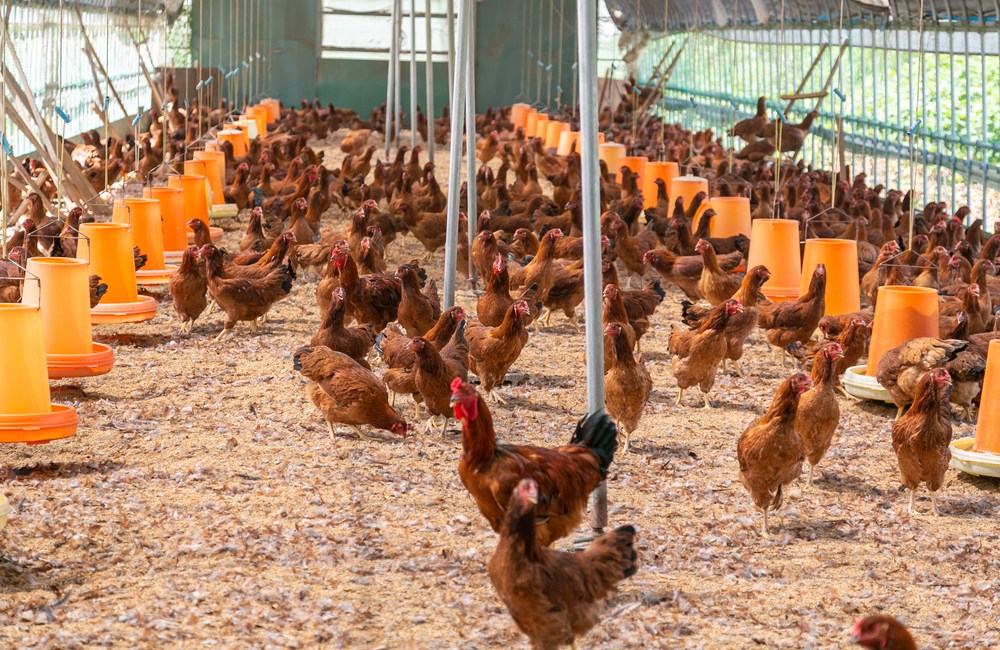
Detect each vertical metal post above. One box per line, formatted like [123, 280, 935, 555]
[465, 0, 477, 285]
[447, 0, 455, 110]
[425, 0, 435, 162]
[577, 0, 607, 534]
[394, 0, 403, 146]
[443, 0, 469, 309]
[386, 0, 397, 156]
[410, 0, 418, 148]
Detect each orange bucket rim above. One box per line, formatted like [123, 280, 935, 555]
[47, 342, 115, 379]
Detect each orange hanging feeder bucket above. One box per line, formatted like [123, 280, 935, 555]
[145, 186, 186, 263]
[973, 339, 1000, 454]
[510, 103, 531, 129]
[22, 258, 115, 379]
[544, 121, 569, 151]
[643, 161, 679, 209]
[183, 161, 214, 212]
[0, 304, 79, 444]
[531, 114, 550, 138]
[193, 150, 227, 206]
[707, 197, 751, 238]
[598, 143, 626, 181]
[79, 222, 157, 324]
[619, 156, 647, 192]
[747, 219, 801, 302]
[866, 286, 939, 376]
[218, 129, 247, 157]
[800, 238, 860, 317]
[556, 130, 579, 156]
[113, 198, 177, 286]
[671, 176, 710, 230]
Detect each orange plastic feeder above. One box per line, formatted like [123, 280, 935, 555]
[145, 186, 186, 263]
[169, 174, 210, 227]
[671, 176, 710, 230]
[183, 161, 214, 212]
[643, 161, 679, 209]
[747, 219, 801, 302]
[193, 150, 227, 205]
[974, 340, 1000, 454]
[0, 304, 79, 444]
[22, 258, 115, 380]
[801, 239, 860, 317]
[244, 106, 267, 137]
[113, 198, 177, 285]
[531, 114, 550, 138]
[866, 286, 939, 376]
[556, 131, 579, 156]
[218, 129, 247, 157]
[524, 110, 541, 137]
[708, 196, 751, 238]
[619, 156, 648, 192]
[598, 143, 626, 181]
[510, 103, 531, 129]
[261, 98, 281, 122]
[79, 223, 157, 324]
[543, 121, 569, 151]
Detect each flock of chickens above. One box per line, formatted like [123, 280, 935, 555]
[5, 90, 995, 649]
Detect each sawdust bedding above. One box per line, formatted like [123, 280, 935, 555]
[0, 129, 997, 649]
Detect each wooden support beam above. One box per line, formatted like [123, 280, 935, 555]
[780, 91, 828, 102]
[813, 40, 850, 115]
[72, 2, 133, 124]
[637, 40, 686, 132]
[641, 41, 676, 93]
[0, 70, 95, 202]
[783, 43, 828, 113]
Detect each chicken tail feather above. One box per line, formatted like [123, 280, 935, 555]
[569, 411, 618, 477]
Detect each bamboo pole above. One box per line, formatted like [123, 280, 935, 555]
[71, 2, 133, 123]
[783, 42, 828, 113]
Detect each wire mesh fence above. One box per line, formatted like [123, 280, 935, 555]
[639, 21, 1000, 225]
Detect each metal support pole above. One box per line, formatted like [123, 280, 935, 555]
[576, 0, 607, 534]
[394, 0, 403, 145]
[447, 0, 455, 111]
[443, 0, 469, 309]
[465, 0, 477, 286]
[386, 0, 397, 156]
[410, 0, 418, 148]
[425, 0, 435, 162]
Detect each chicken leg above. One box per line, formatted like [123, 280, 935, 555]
[807, 464, 816, 486]
[675, 388, 685, 406]
[702, 392, 711, 410]
[908, 488, 916, 514]
[930, 491, 940, 516]
[327, 421, 337, 441]
[761, 508, 770, 537]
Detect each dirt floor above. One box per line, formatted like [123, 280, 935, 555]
[1, 130, 998, 649]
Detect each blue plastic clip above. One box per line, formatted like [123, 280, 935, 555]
[104, 96, 110, 110]
[536, 60, 545, 68]
[184, 99, 190, 108]
[131, 113, 142, 127]
[833, 88, 846, 102]
[206, 75, 214, 85]
[196, 80, 204, 90]
[242, 60, 250, 69]
[632, 86, 641, 95]
[1, 135, 12, 155]
[556, 85, 562, 94]
[255, 52, 261, 59]
[571, 62, 577, 70]
[907, 119, 922, 136]
[55, 107, 71, 123]
[218, 65, 226, 74]
[777, 110, 789, 123]
[527, 50, 534, 57]
[729, 99, 738, 109]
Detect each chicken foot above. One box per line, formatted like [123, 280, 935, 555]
[674, 388, 685, 406]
